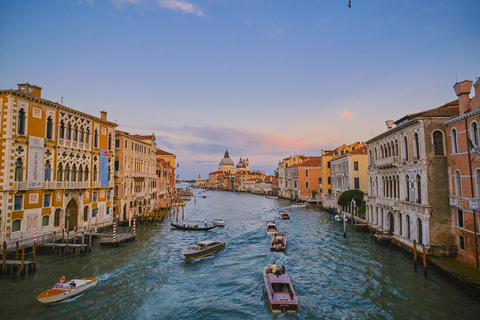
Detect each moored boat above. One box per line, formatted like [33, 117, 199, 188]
[171, 222, 216, 231]
[266, 221, 279, 235]
[37, 277, 98, 304]
[290, 202, 308, 208]
[182, 240, 226, 259]
[263, 265, 298, 313]
[267, 196, 278, 199]
[270, 233, 287, 253]
[213, 218, 225, 226]
[279, 212, 290, 220]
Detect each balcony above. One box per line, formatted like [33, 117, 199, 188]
[449, 195, 463, 208]
[377, 197, 400, 209]
[13, 181, 28, 190]
[374, 156, 399, 168]
[44, 181, 90, 189]
[469, 198, 480, 210]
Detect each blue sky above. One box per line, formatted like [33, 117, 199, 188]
[1, 0, 479, 179]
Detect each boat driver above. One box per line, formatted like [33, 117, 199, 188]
[271, 262, 277, 273]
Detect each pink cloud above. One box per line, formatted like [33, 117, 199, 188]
[339, 110, 353, 120]
[157, 0, 204, 16]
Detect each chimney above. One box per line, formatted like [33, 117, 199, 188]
[472, 77, 480, 111]
[385, 120, 394, 130]
[17, 83, 42, 98]
[453, 80, 473, 115]
[100, 111, 107, 120]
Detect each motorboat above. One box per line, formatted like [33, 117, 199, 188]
[171, 222, 216, 231]
[263, 265, 298, 313]
[37, 277, 98, 304]
[279, 212, 290, 220]
[267, 196, 278, 199]
[266, 221, 279, 235]
[182, 240, 226, 259]
[213, 219, 225, 226]
[270, 233, 287, 253]
[290, 202, 308, 208]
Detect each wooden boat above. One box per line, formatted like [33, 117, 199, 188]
[213, 218, 225, 226]
[182, 240, 226, 259]
[37, 277, 98, 304]
[270, 233, 287, 253]
[279, 212, 290, 220]
[171, 222, 216, 231]
[266, 221, 279, 235]
[267, 196, 278, 199]
[263, 265, 298, 313]
[290, 202, 308, 208]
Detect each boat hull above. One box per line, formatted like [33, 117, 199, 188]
[183, 242, 226, 259]
[37, 278, 98, 304]
[171, 222, 216, 231]
[263, 266, 298, 313]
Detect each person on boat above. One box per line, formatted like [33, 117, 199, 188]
[183, 220, 186, 227]
[70, 280, 76, 288]
[56, 276, 66, 288]
[271, 262, 277, 274]
[204, 219, 207, 227]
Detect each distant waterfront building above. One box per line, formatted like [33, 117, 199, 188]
[445, 78, 480, 267]
[285, 158, 322, 201]
[195, 175, 207, 188]
[0, 83, 116, 246]
[114, 131, 157, 222]
[156, 148, 176, 206]
[366, 100, 459, 255]
[218, 149, 235, 173]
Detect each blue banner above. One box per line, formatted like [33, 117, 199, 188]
[100, 149, 109, 187]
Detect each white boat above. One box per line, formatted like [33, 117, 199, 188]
[266, 221, 279, 235]
[182, 240, 226, 259]
[213, 218, 225, 226]
[290, 202, 308, 208]
[267, 196, 278, 199]
[37, 277, 98, 304]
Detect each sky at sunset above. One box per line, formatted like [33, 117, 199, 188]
[1, 0, 479, 179]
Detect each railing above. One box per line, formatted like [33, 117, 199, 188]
[469, 198, 480, 210]
[377, 197, 399, 208]
[44, 181, 89, 189]
[92, 182, 101, 188]
[374, 156, 399, 167]
[13, 181, 28, 190]
[78, 142, 84, 149]
[449, 195, 463, 208]
[65, 140, 71, 147]
[72, 141, 78, 148]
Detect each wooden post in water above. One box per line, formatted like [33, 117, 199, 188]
[413, 239, 417, 270]
[343, 214, 347, 238]
[15, 242, 19, 261]
[81, 232, 85, 254]
[88, 233, 92, 253]
[53, 231, 56, 253]
[2, 241, 7, 272]
[66, 230, 69, 254]
[182, 204, 184, 221]
[422, 244, 427, 276]
[20, 247, 25, 276]
[33, 244, 37, 271]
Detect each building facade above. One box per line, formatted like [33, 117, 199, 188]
[1, 83, 116, 246]
[445, 78, 480, 267]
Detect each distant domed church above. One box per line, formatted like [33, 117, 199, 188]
[218, 150, 249, 173]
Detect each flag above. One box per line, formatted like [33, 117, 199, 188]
[468, 138, 475, 150]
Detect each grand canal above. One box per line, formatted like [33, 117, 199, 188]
[2, 186, 480, 319]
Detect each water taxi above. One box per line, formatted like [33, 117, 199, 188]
[279, 212, 290, 220]
[182, 240, 226, 259]
[263, 265, 298, 313]
[290, 202, 308, 208]
[266, 221, 279, 235]
[213, 218, 225, 226]
[37, 277, 98, 304]
[270, 233, 287, 253]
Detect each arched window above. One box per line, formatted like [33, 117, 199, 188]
[387, 143, 391, 157]
[73, 126, 78, 141]
[405, 175, 410, 202]
[71, 165, 77, 182]
[374, 147, 378, 160]
[108, 133, 112, 150]
[64, 164, 70, 182]
[86, 129, 90, 142]
[115, 185, 119, 197]
[416, 174, 421, 204]
[398, 212, 402, 235]
[406, 215, 411, 239]
[46, 116, 53, 140]
[44, 161, 51, 181]
[452, 128, 459, 153]
[57, 163, 63, 182]
[395, 139, 399, 156]
[414, 132, 420, 159]
[94, 129, 99, 148]
[472, 122, 479, 147]
[17, 108, 26, 135]
[433, 131, 444, 155]
[404, 136, 409, 160]
[84, 166, 89, 181]
[417, 218, 423, 245]
[79, 129, 84, 143]
[14, 158, 23, 181]
[59, 121, 65, 139]
[66, 124, 71, 140]
[454, 170, 462, 196]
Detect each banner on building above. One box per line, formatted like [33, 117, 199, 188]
[28, 136, 44, 189]
[100, 149, 109, 187]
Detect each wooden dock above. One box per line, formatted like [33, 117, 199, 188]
[100, 233, 135, 246]
[2, 242, 36, 275]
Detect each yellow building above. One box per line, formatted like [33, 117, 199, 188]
[0, 83, 117, 246]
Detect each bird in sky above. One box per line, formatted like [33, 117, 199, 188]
[348, 0, 352, 8]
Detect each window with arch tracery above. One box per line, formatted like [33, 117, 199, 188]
[44, 161, 51, 181]
[414, 132, 420, 159]
[59, 121, 65, 139]
[416, 175, 421, 204]
[17, 109, 26, 135]
[46, 116, 53, 140]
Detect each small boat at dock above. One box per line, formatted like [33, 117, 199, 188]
[37, 277, 98, 304]
[266, 221, 279, 235]
[270, 233, 287, 253]
[279, 212, 290, 220]
[263, 265, 298, 313]
[182, 240, 226, 259]
[213, 219, 225, 226]
[171, 222, 216, 231]
[267, 196, 278, 199]
[290, 202, 308, 208]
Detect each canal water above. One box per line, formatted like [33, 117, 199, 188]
[2, 185, 480, 319]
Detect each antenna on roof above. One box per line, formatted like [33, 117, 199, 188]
[61, 96, 63, 105]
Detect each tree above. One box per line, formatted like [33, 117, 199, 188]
[337, 190, 364, 207]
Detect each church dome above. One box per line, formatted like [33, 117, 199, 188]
[236, 158, 246, 169]
[219, 149, 235, 172]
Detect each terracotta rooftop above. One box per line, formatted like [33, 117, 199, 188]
[289, 158, 321, 168]
[394, 99, 459, 125]
[156, 148, 174, 156]
[348, 146, 367, 155]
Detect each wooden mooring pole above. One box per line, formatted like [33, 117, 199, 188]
[343, 214, 346, 238]
[20, 247, 25, 276]
[413, 239, 417, 270]
[2, 241, 7, 272]
[422, 244, 427, 277]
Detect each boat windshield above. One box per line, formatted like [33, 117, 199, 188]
[271, 283, 291, 293]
